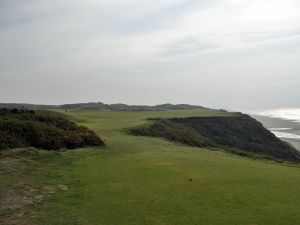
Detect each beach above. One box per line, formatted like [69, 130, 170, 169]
[252, 109, 300, 151]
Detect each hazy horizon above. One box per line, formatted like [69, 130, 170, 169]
[1, 0, 300, 110]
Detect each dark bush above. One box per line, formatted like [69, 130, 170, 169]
[0, 108, 104, 150]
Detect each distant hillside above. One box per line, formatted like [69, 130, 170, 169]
[0, 102, 207, 111]
[0, 109, 104, 150]
[0, 103, 56, 110]
[130, 114, 300, 163]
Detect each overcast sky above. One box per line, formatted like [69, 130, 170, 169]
[0, 0, 300, 109]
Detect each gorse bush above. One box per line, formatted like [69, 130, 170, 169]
[0, 108, 104, 150]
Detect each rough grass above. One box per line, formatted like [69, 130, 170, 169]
[1, 109, 300, 225]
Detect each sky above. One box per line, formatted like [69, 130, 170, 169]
[0, 0, 300, 110]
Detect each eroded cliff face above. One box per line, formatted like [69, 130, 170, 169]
[130, 114, 300, 163]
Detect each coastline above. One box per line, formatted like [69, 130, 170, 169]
[252, 115, 300, 151]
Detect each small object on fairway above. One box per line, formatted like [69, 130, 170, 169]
[189, 178, 193, 182]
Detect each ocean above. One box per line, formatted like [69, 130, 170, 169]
[251, 108, 300, 151]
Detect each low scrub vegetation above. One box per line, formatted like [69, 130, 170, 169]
[130, 114, 300, 163]
[0, 108, 104, 150]
[130, 120, 215, 148]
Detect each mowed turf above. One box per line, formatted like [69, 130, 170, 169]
[2, 109, 300, 225]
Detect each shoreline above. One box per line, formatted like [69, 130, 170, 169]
[252, 115, 300, 151]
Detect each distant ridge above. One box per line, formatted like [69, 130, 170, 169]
[0, 102, 207, 111]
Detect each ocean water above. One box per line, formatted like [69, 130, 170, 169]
[269, 128, 300, 139]
[252, 108, 300, 150]
[257, 108, 300, 123]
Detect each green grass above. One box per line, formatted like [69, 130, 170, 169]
[2, 109, 300, 225]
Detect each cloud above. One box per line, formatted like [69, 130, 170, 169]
[0, 0, 300, 108]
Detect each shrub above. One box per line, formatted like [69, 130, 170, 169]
[0, 108, 104, 150]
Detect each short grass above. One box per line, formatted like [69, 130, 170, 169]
[1, 109, 300, 225]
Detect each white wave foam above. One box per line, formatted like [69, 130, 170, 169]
[257, 108, 300, 123]
[270, 128, 292, 131]
[271, 131, 300, 139]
